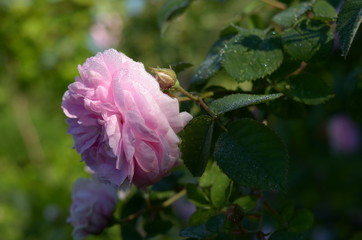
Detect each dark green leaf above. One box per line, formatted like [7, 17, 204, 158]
[191, 35, 235, 86]
[120, 192, 144, 219]
[289, 209, 314, 232]
[214, 119, 289, 191]
[180, 115, 214, 177]
[283, 74, 334, 105]
[336, 0, 362, 56]
[268, 97, 306, 119]
[180, 224, 208, 239]
[209, 93, 283, 115]
[121, 223, 143, 240]
[189, 209, 216, 226]
[171, 62, 193, 74]
[272, 2, 312, 27]
[279, 201, 295, 223]
[205, 214, 226, 233]
[269, 231, 306, 240]
[158, 0, 193, 31]
[282, 19, 334, 62]
[313, 0, 337, 21]
[144, 217, 173, 238]
[186, 184, 210, 207]
[222, 29, 283, 82]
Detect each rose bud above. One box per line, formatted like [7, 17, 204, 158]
[68, 178, 118, 240]
[150, 67, 178, 89]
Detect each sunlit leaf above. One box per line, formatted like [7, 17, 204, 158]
[209, 93, 283, 115]
[222, 29, 283, 82]
[272, 2, 312, 27]
[313, 0, 337, 21]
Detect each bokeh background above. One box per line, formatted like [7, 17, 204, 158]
[0, 0, 361, 239]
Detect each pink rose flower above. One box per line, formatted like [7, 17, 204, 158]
[62, 49, 192, 187]
[68, 178, 118, 240]
[327, 114, 360, 154]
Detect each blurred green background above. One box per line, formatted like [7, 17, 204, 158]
[0, 0, 361, 239]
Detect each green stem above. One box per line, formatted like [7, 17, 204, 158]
[119, 189, 186, 223]
[176, 86, 217, 119]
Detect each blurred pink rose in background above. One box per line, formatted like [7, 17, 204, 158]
[68, 178, 118, 240]
[90, 13, 123, 49]
[62, 49, 192, 187]
[327, 114, 361, 154]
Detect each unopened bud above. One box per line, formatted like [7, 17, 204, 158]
[150, 67, 178, 89]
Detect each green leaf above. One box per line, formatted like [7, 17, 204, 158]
[180, 115, 214, 177]
[289, 209, 314, 232]
[233, 196, 257, 212]
[204, 71, 253, 92]
[179, 224, 208, 239]
[191, 35, 235, 86]
[214, 119, 289, 191]
[272, 2, 312, 27]
[313, 0, 337, 21]
[158, 0, 193, 31]
[121, 223, 143, 240]
[336, 0, 362, 56]
[171, 62, 193, 74]
[209, 93, 283, 115]
[205, 214, 226, 233]
[268, 97, 306, 119]
[144, 216, 173, 238]
[282, 74, 334, 105]
[199, 162, 220, 187]
[186, 184, 210, 207]
[189, 209, 216, 226]
[269, 231, 306, 240]
[210, 167, 231, 209]
[279, 201, 295, 223]
[222, 29, 283, 82]
[282, 19, 334, 62]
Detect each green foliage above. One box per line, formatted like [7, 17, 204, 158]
[222, 28, 284, 82]
[191, 35, 235, 86]
[269, 231, 306, 240]
[281, 74, 334, 105]
[312, 0, 337, 21]
[3, 0, 362, 239]
[186, 184, 210, 207]
[158, 0, 194, 31]
[336, 0, 362, 56]
[180, 115, 214, 177]
[209, 93, 283, 115]
[289, 209, 314, 232]
[272, 2, 312, 27]
[208, 165, 231, 209]
[214, 119, 289, 191]
[281, 19, 334, 62]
